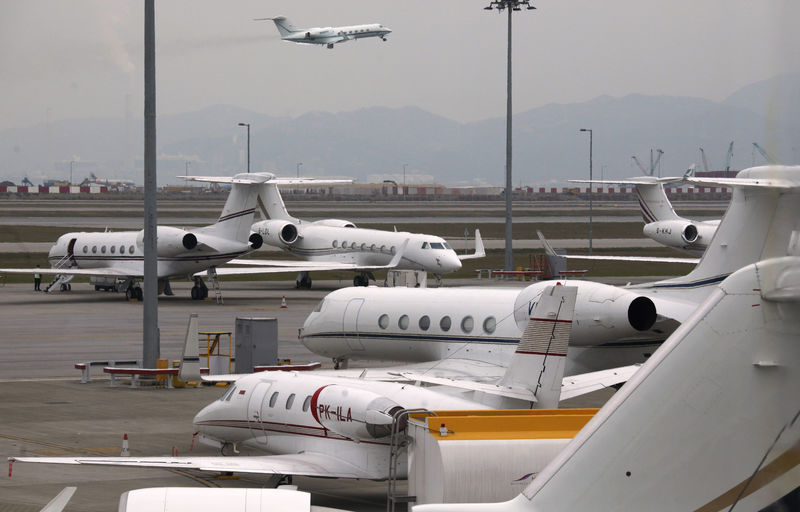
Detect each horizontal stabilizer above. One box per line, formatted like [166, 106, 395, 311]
[178, 173, 353, 186]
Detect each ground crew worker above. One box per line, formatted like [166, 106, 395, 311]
[34, 265, 41, 291]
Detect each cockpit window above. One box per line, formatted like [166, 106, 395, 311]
[443, 242, 452, 250]
[430, 242, 444, 249]
[313, 299, 326, 313]
[421, 242, 429, 249]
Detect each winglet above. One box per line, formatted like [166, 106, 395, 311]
[179, 313, 201, 384]
[536, 230, 559, 258]
[387, 239, 409, 268]
[458, 229, 486, 261]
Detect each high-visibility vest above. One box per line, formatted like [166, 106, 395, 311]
[34, 273, 41, 279]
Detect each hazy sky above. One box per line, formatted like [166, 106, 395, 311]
[2, 0, 799, 131]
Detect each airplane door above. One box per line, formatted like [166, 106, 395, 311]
[247, 381, 272, 443]
[343, 298, 365, 351]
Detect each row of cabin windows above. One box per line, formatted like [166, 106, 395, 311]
[82, 244, 135, 255]
[377, 313, 496, 334]
[219, 385, 313, 413]
[331, 241, 396, 254]
[269, 391, 312, 412]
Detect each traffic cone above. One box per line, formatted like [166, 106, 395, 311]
[120, 433, 130, 456]
[280, 296, 287, 309]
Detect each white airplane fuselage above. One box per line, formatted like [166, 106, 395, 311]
[47, 228, 250, 280]
[252, 220, 463, 274]
[282, 23, 391, 46]
[193, 371, 493, 479]
[299, 279, 712, 375]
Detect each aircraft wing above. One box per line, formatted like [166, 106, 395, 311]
[535, 230, 698, 264]
[0, 267, 138, 277]
[9, 451, 379, 479]
[179, 174, 353, 186]
[397, 364, 641, 402]
[197, 239, 409, 276]
[558, 254, 699, 264]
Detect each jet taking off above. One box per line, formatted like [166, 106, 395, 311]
[8, 285, 639, 481]
[185, 173, 482, 288]
[0, 173, 268, 300]
[258, 16, 391, 49]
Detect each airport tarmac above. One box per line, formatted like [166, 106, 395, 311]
[0, 279, 615, 512]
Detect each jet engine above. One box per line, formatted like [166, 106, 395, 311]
[643, 220, 699, 247]
[248, 233, 263, 250]
[252, 220, 299, 247]
[135, 226, 199, 256]
[312, 219, 357, 228]
[513, 281, 658, 346]
[310, 385, 404, 441]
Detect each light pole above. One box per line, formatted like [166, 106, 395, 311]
[69, 160, 75, 186]
[484, 0, 536, 272]
[403, 163, 407, 199]
[580, 128, 593, 255]
[237, 123, 250, 173]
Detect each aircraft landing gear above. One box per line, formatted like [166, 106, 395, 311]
[191, 277, 209, 300]
[125, 285, 143, 301]
[333, 357, 349, 370]
[220, 441, 240, 456]
[326, 42, 334, 49]
[296, 272, 312, 289]
[60, 283, 71, 291]
[353, 273, 371, 287]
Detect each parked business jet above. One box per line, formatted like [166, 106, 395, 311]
[571, 176, 720, 256]
[258, 16, 391, 49]
[0, 173, 268, 300]
[9, 286, 639, 481]
[300, 166, 800, 374]
[414, 251, 800, 511]
[185, 174, 482, 288]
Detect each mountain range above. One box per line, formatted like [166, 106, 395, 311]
[2, 73, 798, 187]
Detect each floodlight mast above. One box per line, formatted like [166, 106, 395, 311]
[484, 0, 536, 272]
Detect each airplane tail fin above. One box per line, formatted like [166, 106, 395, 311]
[671, 166, 800, 287]
[178, 313, 201, 384]
[499, 285, 576, 409]
[634, 180, 680, 223]
[258, 183, 297, 222]
[180, 174, 267, 242]
[256, 16, 297, 37]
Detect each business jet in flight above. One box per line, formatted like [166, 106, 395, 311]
[300, 166, 800, 375]
[9, 285, 639, 481]
[185, 174, 483, 288]
[258, 16, 391, 49]
[0, 173, 269, 300]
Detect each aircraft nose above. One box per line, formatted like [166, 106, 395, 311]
[443, 251, 462, 273]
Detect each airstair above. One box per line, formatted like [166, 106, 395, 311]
[207, 266, 223, 304]
[44, 253, 77, 292]
[386, 408, 435, 512]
